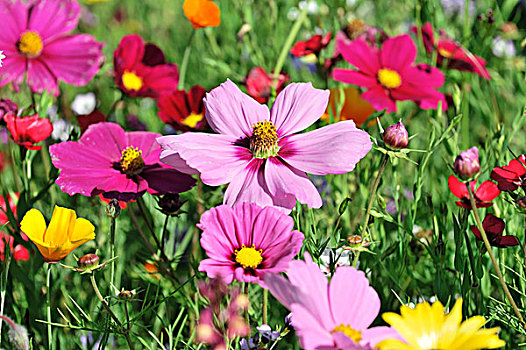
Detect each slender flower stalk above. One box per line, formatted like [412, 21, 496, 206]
[46, 264, 52, 350]
[109, 216, 116, 288]
[262, 289, 268, 325]
[178, 30, 196, 90]
[467, 186, 525, 325]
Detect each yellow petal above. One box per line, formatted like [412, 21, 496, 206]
[45, 206, 77, 246]
[20, 208, 47, 246]
[376, 339, 413, 350]
[70, 217, 95, 243]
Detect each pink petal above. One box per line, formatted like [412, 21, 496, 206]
[27, 58, 59, 95]
[199, 205, 243, 260]
[41, 34, 104, 86]
[329, 266, 380, 330]
[339, 38, 380, 76]
[361, 86, 397, 112]
[198, 259, 235, 284]
[380, 34, 416, 72]
[269, 82, 330, 137]
[361, 326, 402, 347]
[28, 0, 80, 42]
[125, 131, 161, 164]
[79, 122, 126, 160]
[158, 133, 251, 186]
[0, 52, 27, 90]
[332, 68, 378, 88]
[265, 273, 304, 309]
[114, 34, 145, 72]
[290, 303, 334, 350]
[204, 79, 270, 137]
[279, 120, 372, 175]
[264, 157, 322, 208]
[0, 0, 28, 46]
[158, 150, 199, 175]
[260, 229, 304, 271]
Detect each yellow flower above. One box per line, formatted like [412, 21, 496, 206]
[376, 298, 505, 350]
[183, 0, 221, 29]
[20, 206, 95, 263]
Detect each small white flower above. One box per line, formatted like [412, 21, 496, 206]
[70, 92, 96, 115]
[52, 119, 75, 142]
[319, 247, 351, 275]
[492, 36, 516, 58]
[0, 51, 5, 67]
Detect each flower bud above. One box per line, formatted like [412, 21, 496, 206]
[106, 199, 121, 218]
[517, 197, 526, 210]
[454, 147, 480, 179]
[158, 193, 183, 215]
[383, 121, 409, 149]
[0, 316, 29, 350]
[0, 99, 18, 121]
[78, 253, 99, 268]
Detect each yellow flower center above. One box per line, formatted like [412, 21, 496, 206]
[331, 324, 362, 343]
[182, 113, 204, 128]
[17, 31, 43, 58]
[234, 244, 263, 269]
[250, 120, 279, 158]
[438, 47, 453, 58]
[377, 68, 402, 89]
[122, 71, 143, 91]
[120, 146, 145, 175]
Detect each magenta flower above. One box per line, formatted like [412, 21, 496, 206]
[198, 203, 304, 287]
[265, 253, 400, 349]
[333, 34, 446, 113]
[49, 122, 196, 201]
[0, 0, 104, 96]
[158, 80, 372, 211]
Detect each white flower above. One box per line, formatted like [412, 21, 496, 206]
[70, 92, 96, 115]
[492, 36, 516, 58]
[319, 247, 351, 275]
[0, 51, 5, 67]
[52, 119, 75, 142]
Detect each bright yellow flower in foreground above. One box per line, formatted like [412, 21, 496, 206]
[377, 298, 505, 350]
[20, 206, 95, 263]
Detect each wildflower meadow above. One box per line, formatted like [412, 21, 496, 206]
[1, 0, 526, 349]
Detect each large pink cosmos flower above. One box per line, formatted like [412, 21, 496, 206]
[333, 34, 446, 113]
[158, 80, 372, 211]
[198, 203, 304, 287]
[49, 122, 196, 201]
[0, 0, 104, 96]
[265, 253, 399, 349]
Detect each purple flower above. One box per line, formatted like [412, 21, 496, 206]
[454, 146, 480, 179]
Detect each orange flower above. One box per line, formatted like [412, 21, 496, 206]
[183, 0, 220, 29]
[322, 87, 375, 127]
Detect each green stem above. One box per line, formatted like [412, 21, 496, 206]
[110, 216, 116, 290]
[467, 186, 524, 325]
[262, 289, 268, 325]
[178, 30, 196, 90]
[161, 215, 169, 252]
[46, 264, 52, 350]
[272, 5, 308, 85]
[243, 283, 249, 325]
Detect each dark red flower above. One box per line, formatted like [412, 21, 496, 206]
[0, 99, 17, 122]
[448, 175, 500, 209]
[76, 110, 106, 133]
[244, 67, 289, 104]
[0, 193, 18, 227]
[5, 114, 53, 150]
[114, 35, 179, 98]
[470, 214, 519, 248]
[157, 85, 208, 131]
[490, 155, 526, 191]
[411, 23, 490, 79]
[291, 32, 332, 57]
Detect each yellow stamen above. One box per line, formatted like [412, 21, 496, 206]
[17, 31, 43, 58]
[331, 324, 362, 343]
[122, 71, 143, 91]
[182, 113, 204, 128]
[438, 47, 453, 58]
[377, 68, 402, 89]
[120, 146, 145, 175]
[250, 120, 279, 158]
[234, 244, 263, 269]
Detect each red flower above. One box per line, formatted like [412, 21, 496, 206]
[157, 85, 208, 131]
[411, 23, 490, 79]
[470, 214, 519, 248]
[76, 110, 106, 133]
[291, 32, 332, 57]
[114, 35, 179, 98]
[244, 67, 289, 104]
[5, 114, 53, 151]
[0, 193, 18, 227]
[490, 155, 526, 191]
[448, 175, 500, 209]
[0, 233, 29, 262]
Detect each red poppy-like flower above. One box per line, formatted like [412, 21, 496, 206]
[245, 67, 289, 104]
[490, 155, 526, 191]
[0, 193, 18, 227]
[448, 175, 500, 209]
[411, 23, 490, 79]
[157, 85, 208, 131]
[114, 35, 179, 98]
[0, 232, 29, 262]
[291, 32, 332, 57]
[470, 214, 519, 248]
[76, 110, 106, 133]
[5, 114, 53, 150]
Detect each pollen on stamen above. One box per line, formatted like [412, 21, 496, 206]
[249, 120, 279, 159]
[120, 146, 145, 175]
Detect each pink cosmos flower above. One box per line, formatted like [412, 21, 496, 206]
[158, 80, 372, 211]
[265, 253, 400, 349]
[49, 122, 196, 201]
[0, 0, 104, 96]
[333, 34, 447, 113]
[198, 203, 304, 287]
